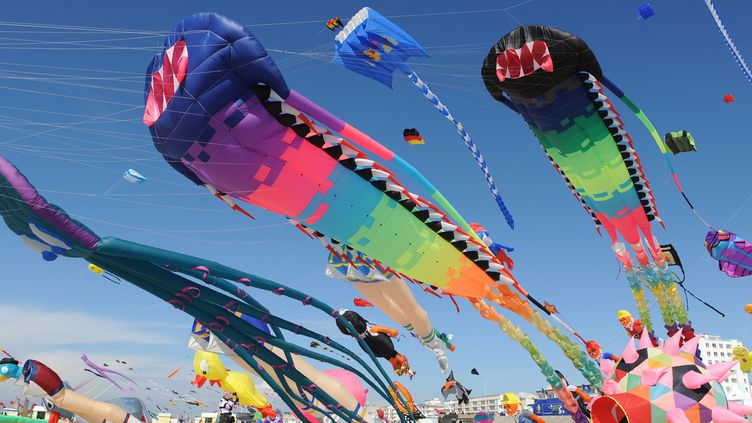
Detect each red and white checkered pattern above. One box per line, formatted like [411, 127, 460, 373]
[143, 40, 188, 126]
[495, 40, 553, 83]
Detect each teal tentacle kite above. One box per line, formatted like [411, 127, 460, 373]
[0, 155, 410, 423]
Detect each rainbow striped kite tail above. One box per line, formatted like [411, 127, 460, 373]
[405, 71, 515, 229]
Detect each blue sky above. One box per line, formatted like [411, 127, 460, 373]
[0, 0, 751, 414]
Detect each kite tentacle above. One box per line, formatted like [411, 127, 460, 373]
[703, 0, 752, 84]
[94, 240, 411, 420]
[484, 292, 603, 387]
[405, 70, 514, 229]
[175, 267, 396, 404]
[600, 76, 713, 229]
[89, 255, 372, 423]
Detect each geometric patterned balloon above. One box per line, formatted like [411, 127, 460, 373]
[591, 329, 752, 423]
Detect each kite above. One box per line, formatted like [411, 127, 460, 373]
[724, 94, 736, 103]
[440, 371, 471, 405]
[703, 0, 752, 85]
[190, 350, 275, 418]
[0, 156, 410, 423]
[142, 13, 602, 390]
[335, 309, 414, 378]
[1, 359, 142, 423]
[617, 309, 657, 346]
[81, 355, 137, 391]
[663, 131, 696, 155]
[0, 358, 22, 382]
[745, 304, 752, 315]
[388, 381, 422, 419]
[326, 17, 343, 32]
[190, 317, 377, 422]
[638, 3, 655, 20]
[705, 230, 752, 278]
[591, 329, 751, 423]
[732, 346, 752, 373]
[402, 128, 424, 145]
[502, 392, 545, 423]
[555, 371, 591, 420]
[353, 298, 373, 308]
[482, 25, 696, 341]
[335, 7, 514, 228]
[122, 169, 146, 184]
[166, 366, 181, 379]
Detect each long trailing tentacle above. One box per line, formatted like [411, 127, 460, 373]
[87, 255, 339, 423]
[702, 0, 752, 85]
[600, 76, 712, 229]
[404, 70, 515, 229]
[471, 300, 584, 419]
[93, 239, 413, 421]
[90, 254, 396, 423]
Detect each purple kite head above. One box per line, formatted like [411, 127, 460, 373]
[143, 13, 290, 187]
[0, 155, 100, 261]
[705, 229, 752, 278]
[705, 229, 734, 252]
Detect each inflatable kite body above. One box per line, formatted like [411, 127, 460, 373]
[189, 321, 371, 423]
[706, 230, 752, 278]
[591, 330, 751, 423]
[0, 358, 22, 381]
[0, 359, 142, 423]
[335, 310, 414, 378]
[144, 13, 503, 301]
[482, 25, 689, 336]
[440, 371, 471, 405]
[190, 350, 274, 417]
[0, 155, 406, 423]
[143, 13, 602, 390]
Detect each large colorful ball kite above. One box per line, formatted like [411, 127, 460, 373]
[592, 330, 751, 423]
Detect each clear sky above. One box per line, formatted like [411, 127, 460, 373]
[0, 0, 751, 415]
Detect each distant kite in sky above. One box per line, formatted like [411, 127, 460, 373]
[123, 169, 146, 184]
[639, 3, 655, 20]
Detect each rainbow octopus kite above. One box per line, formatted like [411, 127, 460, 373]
[142, 13, 602, 404]
[0, 156, 407, 423]
[481, 25, 693, 340]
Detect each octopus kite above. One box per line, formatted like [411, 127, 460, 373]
[0, 155, 407, 423]
[142, 13, 601, 400]
[482, 25, 693, 341]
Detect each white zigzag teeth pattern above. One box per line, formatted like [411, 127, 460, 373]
[259, 86, 507, 283]
[354, 158, 375, 168]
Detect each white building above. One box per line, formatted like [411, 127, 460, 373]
[698, 334, 752, 404]
[441, 394, 505, 416]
